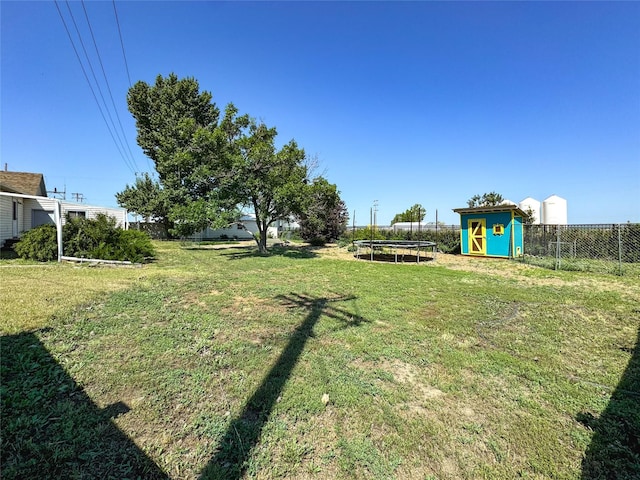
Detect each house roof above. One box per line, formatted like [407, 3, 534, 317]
[453, 205, 527, 216]
[0, 171, 47, 196]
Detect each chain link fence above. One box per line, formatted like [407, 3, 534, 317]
[521, 224, 640, 275]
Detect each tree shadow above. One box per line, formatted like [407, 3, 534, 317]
[198, 293, 368, 479]
[578, 326, 640, 479]
[0, 331, 168, 479]
[354, 253, 435, 263]
[219, 244, 318, 260]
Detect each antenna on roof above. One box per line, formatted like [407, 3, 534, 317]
[48, 187, 66, 200]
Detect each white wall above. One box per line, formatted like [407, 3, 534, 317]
[0, 192, 128, 248]
[519, 197, 541, 225]
[542, 195, 568, 225]
[189, 222, 254, 241]
[0, 195, 13, 247]
[60, 202, 127, 228]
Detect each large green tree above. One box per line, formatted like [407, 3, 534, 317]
[230, 120, 308, 253]
[127, 73, 237, 236]
[391, 203, 426, 225]
[297, 177, 348, 244]
[126, 73, 309, 249]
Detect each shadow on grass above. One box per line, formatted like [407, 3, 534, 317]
[0, 331, 168, 479]
[219, 244, 318, 260]
[355, 253, 435, 263]
[199, 293, 368, 479]
[0, 249, 18, 259]
[578, 325, 640, 479]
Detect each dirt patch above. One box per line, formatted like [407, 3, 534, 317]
[384, 359, 445, 402]
[352, 357, 445, 418]
[313, 246, 640, 299]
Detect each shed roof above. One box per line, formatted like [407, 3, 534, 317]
[453, 205, 527, 216]
[0, 171, 47, 196]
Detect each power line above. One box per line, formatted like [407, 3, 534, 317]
[53, 0, 136, 176]
[63, 0, 136, 175]
[80, 0, 139, 173]
[111, 0, 153, 173]
[112, 0, 132, 87]
[54, 0, 147, 176]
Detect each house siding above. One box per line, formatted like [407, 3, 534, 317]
[1, 192, 128, 249]
[0, 195, 12, 247]
[188, 223, 254, 241]
[59, 202, 127, 228]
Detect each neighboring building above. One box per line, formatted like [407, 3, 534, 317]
[453, 204, 526, 258]
[541, 194, 568, 225]
[0, 170, 127, 249]
[519, 197, 542, 225]
[516, 195, 567, 225]
[391, 222, 443, 232]
[188, 216, 255, 241]
[186, 214, 299, 241]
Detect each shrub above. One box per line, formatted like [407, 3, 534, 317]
[13, 225, 58, 262]
[62, 213, 153, 262]
[309, 237, 326, 247]
[86, 229, 154, 263]
[63, 214, 120, 258]
[15, 214, 155, 263]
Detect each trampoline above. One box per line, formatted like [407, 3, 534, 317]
[353, 240, 437, 263]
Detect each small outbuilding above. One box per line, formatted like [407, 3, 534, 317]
[453, 205, 526, 258]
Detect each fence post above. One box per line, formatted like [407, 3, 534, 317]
[555, 226, 561, 270]
[618, 224, 623, 276]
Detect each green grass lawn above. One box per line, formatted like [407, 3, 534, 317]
[2, 242, 639, 479]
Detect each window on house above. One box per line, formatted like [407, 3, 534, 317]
[67, 211, 86, 219]
[493, 224, 504, 235]
[12, 201, 17, 221]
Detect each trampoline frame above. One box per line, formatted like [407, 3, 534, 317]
[353, 240, 437, 263]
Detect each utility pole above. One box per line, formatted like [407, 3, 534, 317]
[71, 192, 84, 203]
[373, 200, 378, 231]
[47, 187, 66, 200]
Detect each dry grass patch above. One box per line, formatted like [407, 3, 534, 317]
[3, 240, 639, 479]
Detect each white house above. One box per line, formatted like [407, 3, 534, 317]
[186, 213, 299, 241]
[187, 215, 256, 241]
[0, 170, 127, 250]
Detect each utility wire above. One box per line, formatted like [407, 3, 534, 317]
[53, 0, 135, 176]
[112, 0, 153, 173]
[112, 0, 132, 87]
[80, 0, 139, 173]
[63, 1, 136, 175]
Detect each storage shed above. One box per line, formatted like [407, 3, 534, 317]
[453, 205, 526, 258]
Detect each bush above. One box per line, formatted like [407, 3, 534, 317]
[13, 225, 58, 262]
[112, 229, 155, 262]
[63, 214, 119, 258]
[309, 237, 326, 247]
[62, 213, 154, 262]
[14, 214, 155, 263]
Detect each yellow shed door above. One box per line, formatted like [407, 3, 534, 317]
[468, 219, 486, 255]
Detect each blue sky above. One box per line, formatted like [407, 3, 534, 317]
[2, 1, 639, 225]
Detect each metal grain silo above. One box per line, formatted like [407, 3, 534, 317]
[542, 195, 567, 225]
[518, 197, 541, 224]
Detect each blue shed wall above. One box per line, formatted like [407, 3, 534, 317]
[460, 211, 523, 257]
[513, 215, 523, 256]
